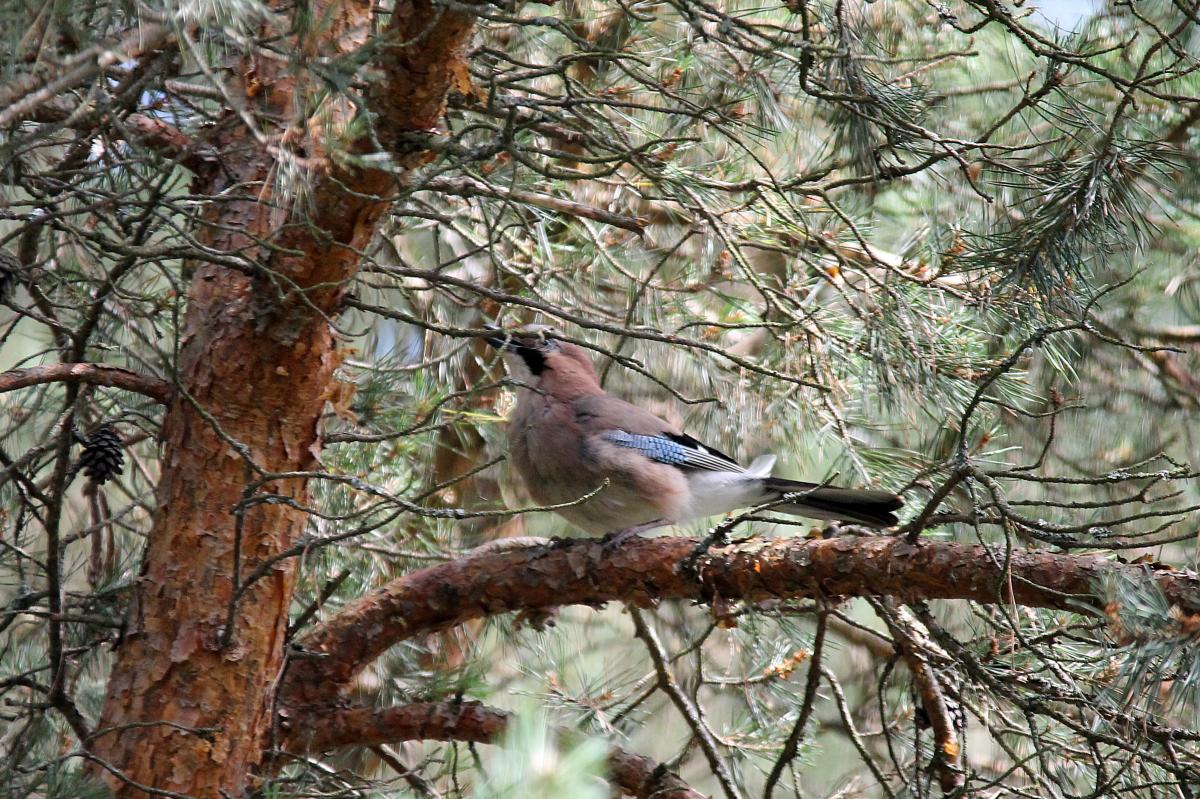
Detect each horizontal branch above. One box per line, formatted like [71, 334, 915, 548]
[1136, 323, 1200, 343]
[422, 176, 646, 233]
[284, 701, 703, 799]
[0, 363, 172, 404]
[282, 535, 1200, 706]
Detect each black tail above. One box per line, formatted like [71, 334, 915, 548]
[763, 477, 903, 528]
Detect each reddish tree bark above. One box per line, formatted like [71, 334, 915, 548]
[283, 701, 705, 799]
[0, 363, 171, 403]
[89, 1, 474, 796]
[282, 534, 1200, 707]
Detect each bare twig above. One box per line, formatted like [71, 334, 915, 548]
[630, 606, 743, 799]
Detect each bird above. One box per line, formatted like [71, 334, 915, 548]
[486, 325, 903, 540]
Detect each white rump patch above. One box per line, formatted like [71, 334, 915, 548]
[745, 454, 776, 477]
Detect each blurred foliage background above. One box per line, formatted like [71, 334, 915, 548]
[3, 0, 1200, 796]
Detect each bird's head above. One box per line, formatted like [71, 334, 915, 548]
[484, 324, 601, 397]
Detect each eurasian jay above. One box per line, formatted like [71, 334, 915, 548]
[486, 326, 903, 538]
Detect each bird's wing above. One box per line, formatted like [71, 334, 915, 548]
[572, 395, 744, 473]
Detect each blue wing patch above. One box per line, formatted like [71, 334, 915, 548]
[602, 430, 689, 465]
[601, 430, 744, 473]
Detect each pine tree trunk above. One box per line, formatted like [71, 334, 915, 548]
[88, 254, 340, 796]
[90, 2, 474, 795]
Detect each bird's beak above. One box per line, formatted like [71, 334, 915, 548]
[483, 324, 509, 350]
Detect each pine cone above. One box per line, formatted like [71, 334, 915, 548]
[80, 424, 125, 485]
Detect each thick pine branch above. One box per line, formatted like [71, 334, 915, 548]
[282, 535, 1200, 706]
[283, 700, 704, 799]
